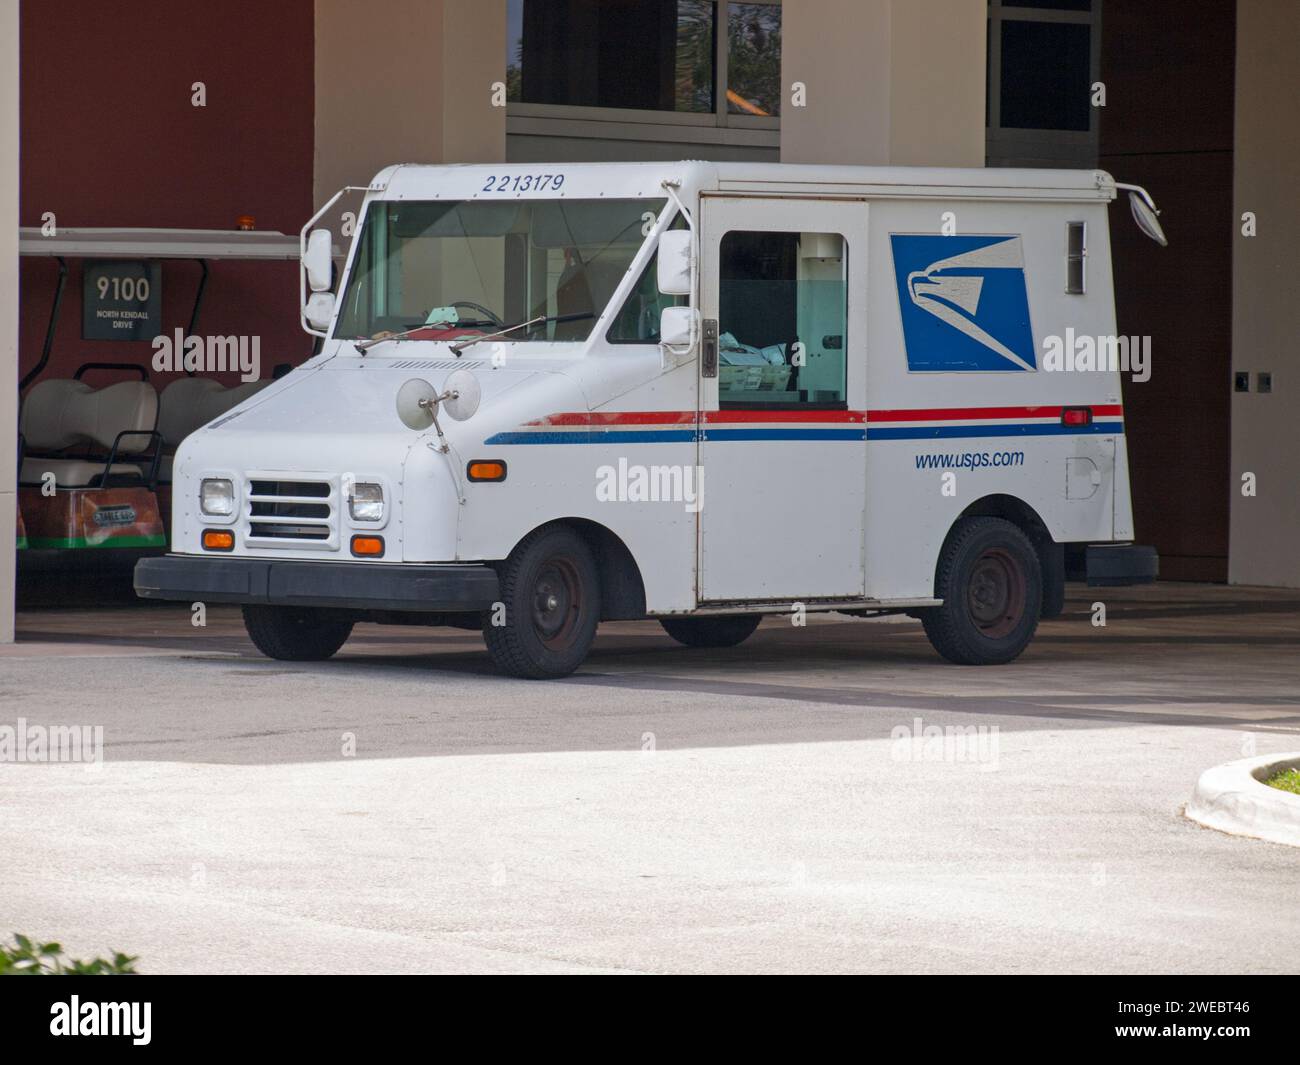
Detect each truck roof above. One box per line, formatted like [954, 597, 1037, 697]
[371, 160, 1116, 204]
[710, 162, 1114, 200]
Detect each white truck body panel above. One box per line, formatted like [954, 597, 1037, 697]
[169, 161, 1140, 616]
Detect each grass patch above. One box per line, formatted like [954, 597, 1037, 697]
[1264, 767, 1300, 796]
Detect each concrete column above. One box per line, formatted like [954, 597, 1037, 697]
[313, 0, 506, 206]
[1, 0, 18, 643]
[1229, 0, 1300, 587]
[780, 0, 985, 167]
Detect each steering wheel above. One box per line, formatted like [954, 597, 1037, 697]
[444, 300, 504, 328]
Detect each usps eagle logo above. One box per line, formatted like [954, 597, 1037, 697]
[890, 234, 1036, 372]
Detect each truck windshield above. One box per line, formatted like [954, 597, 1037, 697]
[335, 197, 666, 344]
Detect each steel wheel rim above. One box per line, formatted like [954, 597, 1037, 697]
[966, 547, 1026, 639]
[532, 556, 582, 650]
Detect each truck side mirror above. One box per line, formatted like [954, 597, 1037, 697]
[657, 230, 693, 296]
[1128, 191, 1168, 247]
[660, 305, 697, 348]
[304, 228, 333, 293]
[304, 291, 336, 330]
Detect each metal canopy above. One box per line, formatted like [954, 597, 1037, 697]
[18, 227, 301, 260]
[17, 228, 309, 390]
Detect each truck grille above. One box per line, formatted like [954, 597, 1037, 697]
[244, 478, 337, 548]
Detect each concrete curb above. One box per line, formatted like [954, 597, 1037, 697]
[1185, 752, 1300, 847]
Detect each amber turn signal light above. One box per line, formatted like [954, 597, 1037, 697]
[350, 535, 384, 557]
[202, 530, 234, 551]
[467, 460, 507, 482]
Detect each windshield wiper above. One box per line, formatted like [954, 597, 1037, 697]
[352, 318, 470, 353]
[449, 312, 595, 356]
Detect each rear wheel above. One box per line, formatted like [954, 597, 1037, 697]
[659, 614, 761, 648]
[920, 517, 1041, 665]
[241, 605, 354, 661]
[482, 525, 600, 679]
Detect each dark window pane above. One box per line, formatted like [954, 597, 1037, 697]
[718, 231, 847, 407]
[676, 0, 716, 111]
[607, 255, 688, 342]
[1007, 1, 1091, 10]
[727, 2, 782, 116]
[999, 19, 1091, 130]
[609, 215, 688, 344]
[506, 0, 715, 113]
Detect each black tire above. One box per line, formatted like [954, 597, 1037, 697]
[920, 517, 1041, 665]
[659, 614, 761, 648]
[482, 525, 600, 679]
[241, 605, 354, 661]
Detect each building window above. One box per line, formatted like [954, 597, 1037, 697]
[506, 0, 781, 155]
[726, 2, 782, 116]
[986, 1, 1100, 168]
[507, 0, 716, 113]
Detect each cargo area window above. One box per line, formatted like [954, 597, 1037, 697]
[1066, 220, 1086, 294]
[716, 230, 847, 408]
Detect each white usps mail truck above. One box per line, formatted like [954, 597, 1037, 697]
[135, 161, 1162, 677]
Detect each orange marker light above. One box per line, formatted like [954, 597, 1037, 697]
[202, 530, 234, 551]
[350, 535, 384, 557]
[467, 460, 507, 482]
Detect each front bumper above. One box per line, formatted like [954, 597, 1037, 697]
[134, 554, 500, 612]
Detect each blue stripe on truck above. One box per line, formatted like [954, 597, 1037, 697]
[484, 422, 1124, 445]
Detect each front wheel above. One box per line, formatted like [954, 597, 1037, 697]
[482, 525, 601, 679]
[919, 517, 1041, 665]
[659, 614, 761, 648]
[241, 605, 354, 661]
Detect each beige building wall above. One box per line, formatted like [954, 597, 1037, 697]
[780, 0, 985, 166]
[1, 0, 18, 643]
[1228, 0, 1300, 587]
[313, 0, 506, 208]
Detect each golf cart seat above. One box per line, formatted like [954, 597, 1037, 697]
[18, 379, 159, 488]
[156, 377, 270, 482]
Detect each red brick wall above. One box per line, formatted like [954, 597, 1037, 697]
[18, 0, 315, 391]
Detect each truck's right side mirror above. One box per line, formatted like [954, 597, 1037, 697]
[657, 230, 693, 296]
[304, 228, 334, 293]
[660, 305, 697, 348]
[1127, 191, 1168, 247]
[304, 292, 336, 331]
